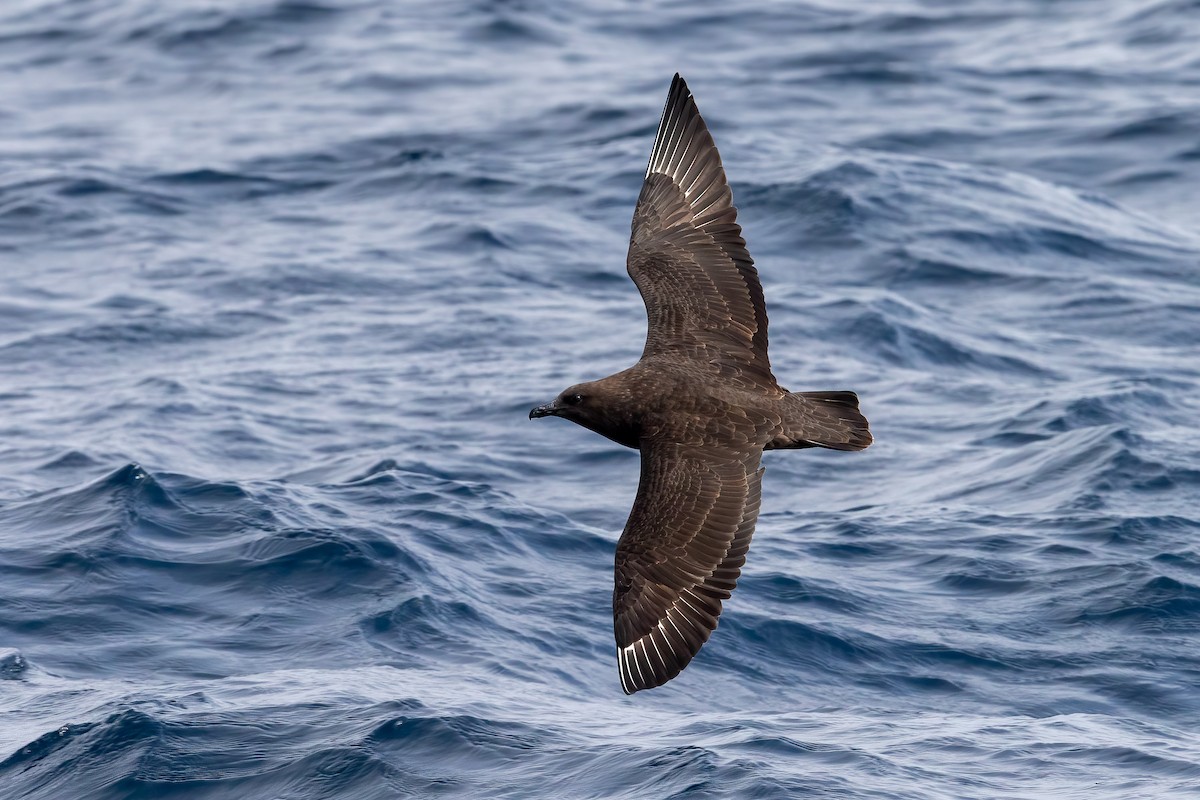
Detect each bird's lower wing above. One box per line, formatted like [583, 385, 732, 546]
[613, 441, 764, 694]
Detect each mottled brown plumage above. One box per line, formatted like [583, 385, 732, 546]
[530, 74, 872, 694]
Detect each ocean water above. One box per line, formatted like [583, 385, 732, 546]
[2, 0, 1199, 797]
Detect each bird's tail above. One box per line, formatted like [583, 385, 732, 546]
[767, 391, 873, 452]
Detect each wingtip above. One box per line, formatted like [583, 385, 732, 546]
[617, 649, 638, 695]
[669, 72, 690, 103]
[647, 73, 703, 181]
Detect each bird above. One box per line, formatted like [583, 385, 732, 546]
[529, 74, 872, 694]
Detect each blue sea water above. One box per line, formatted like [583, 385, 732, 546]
[2, 0, 1199, 797]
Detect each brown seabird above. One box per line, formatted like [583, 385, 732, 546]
[530, 74, 872, 694]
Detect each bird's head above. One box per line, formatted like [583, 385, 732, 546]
[529, 376, 641, 448]
[529, 382, 598, 424]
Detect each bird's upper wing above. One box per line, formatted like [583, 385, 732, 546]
[627, 74, 775, 388]
[613, 439, 764, 694]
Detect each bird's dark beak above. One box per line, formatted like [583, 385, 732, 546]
[529, 402, 557, 420]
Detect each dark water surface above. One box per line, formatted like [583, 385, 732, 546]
[2, 1, 1200, 798]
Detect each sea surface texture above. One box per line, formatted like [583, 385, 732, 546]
[2, 1, 1199, 798]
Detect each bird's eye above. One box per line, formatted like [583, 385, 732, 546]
[565, 394, 584, 406]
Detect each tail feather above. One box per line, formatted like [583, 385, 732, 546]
[767, 391, 873, 452]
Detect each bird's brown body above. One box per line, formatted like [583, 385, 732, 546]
[530, 75, 871, 694]
[560, 361, 868, 454]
